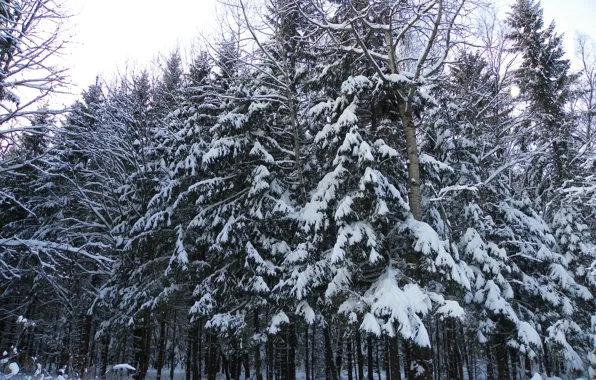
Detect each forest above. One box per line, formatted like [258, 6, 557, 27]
[1, 0, 596, 379]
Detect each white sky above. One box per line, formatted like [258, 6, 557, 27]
[60, 0, 596, 102]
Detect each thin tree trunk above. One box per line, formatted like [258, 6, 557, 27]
[255, 312, 263, 380]
[288, 322, 297, 380]
[367, 336, 374, 380]
[336, 332, 343, 378]
[384, 337, 390, 380]
[486, 344, 494, 380]
[305, 324, 310, 380]
[267, 336, 274, 380]
[312, 323, 317, 380]
[375, 341, 381, 380]
[510, 347, 517, 380]
[324, 325, 338, 380]
[100, 335, 110, 380]
[171, 311, 177, 380]
[79, 314, 93, 375]
[403, 340, 411, 380]
[543, 341, 552, 377]
[389, 336, 401, 380]
[243, 353, 250, 380]
[186, 327, 192, 380]
[207, 332, 218, 380]
[356, 330, 364, 380]
[221, 352, 231, 380]
[399, 107, 431, 380]
[191, 324, 200, 380]
[524, 355, 532, 379]
[198, 323, 203, 380]
[347, 338, 354, 380]
[156, 319, 167, 380]
[133, 312, 151, 380]
[496, 334, 509, 380]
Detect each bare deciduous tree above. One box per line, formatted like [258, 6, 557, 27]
[0, 0, 69, 149]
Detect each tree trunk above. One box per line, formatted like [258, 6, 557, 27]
[399, 106, 431, 380]
[347, 338, 354, 380]
[356, 330, 364, 380]
[336, 332, 343, 378]
[403, 340, 411, 380]
[389, 336, 401, 380]
[133, 312, 151, 380]
[191, 324, 200, 380]
[384, 337, 390, 380]
[288, 322, 297, 380]
[100, 335, 110, 380]
[543, 341, 552, 377]
[375, 341, 381, 380]
[305, 324, 310, 380]
[198, 323, 203, 380]
[186, 327, 192, 380]
[496, 335, 509, 380]
[221, 352, 231, 380]
[461, 328, 472, 380]
[267, 336, 274, 380]
[156, 319, 167, 380]
[78, 314, 93, 375]
[510, 347, 517, 380]
[524, 355, 532, 379]
[207, 332, 218, 380]
[312, 323, 317, 380]
[367, 336, 374, 380]
[171, 311, 177, 380]
[486, 343, 494, 380]
[243, 353, 250, 380]
[324, 326, 338, 380]
[255, 312, 263, 380]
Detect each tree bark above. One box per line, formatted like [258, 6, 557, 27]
[356, 330, 364, 380]
[186, 327, 192, 380]
[100, 335, 110, 380]
[255, 312, 263, 380]
[171, 311, 177, 380]
[305, 324, 310, 380]
[524, 355, 532, 379]
[399, 106, 432, 380]
[389, 336, 401, 380]
[347, 337, 354, 380]
[133, 312, 151, 380]
[78, 314, 93, 375]
[486, 343, 494, 380]
[367, 336, 374, 380]
[288, 321, 297, 380]
[324, 326, 338, 380]
[336, 332, 344, 378]
[403, 340, 411, 380]
[267, 335, 274, 380]
[207, 332, 218, 380]
[156, 319, 167, 380]
[191, 324, 200, 380]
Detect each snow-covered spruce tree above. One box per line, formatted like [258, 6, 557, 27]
[0, 82, 120, 375]
[421, 51, 515, 379]
[507, 1, 595, 375]
[297, 1, 475, 378]
[131, 50, 219, 380]
[423, 49, 569, 378]
[506, 0, 578, 191]
[166, 33, 303, 380]
[74, 71, 168, 380]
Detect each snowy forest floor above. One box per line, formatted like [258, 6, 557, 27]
[0, 368, 589, 380]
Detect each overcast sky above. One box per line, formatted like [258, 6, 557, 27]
[60, 0, 596, 101]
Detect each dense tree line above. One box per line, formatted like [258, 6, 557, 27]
[2, 0, 596, 379]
